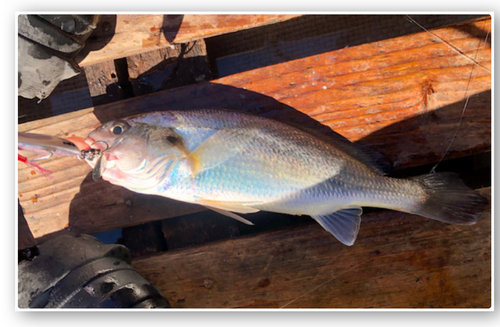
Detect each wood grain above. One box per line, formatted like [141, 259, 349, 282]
[77, 14, 302, 67]
[83, 60, 119, 98]
[132, 187, 491, 308]
[18, 18, 491, 245]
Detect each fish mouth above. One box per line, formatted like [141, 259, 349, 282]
[85, 136, 121, 162]
[85, 137, 110, 151]
[85, 137, 98, 147]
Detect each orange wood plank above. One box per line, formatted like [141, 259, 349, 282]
[77, 14, 302, 66]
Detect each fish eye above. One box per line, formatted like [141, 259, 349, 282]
[112, 125, 123, 135]
[166, 135, 178, 143]
[108, 120, 131, 135]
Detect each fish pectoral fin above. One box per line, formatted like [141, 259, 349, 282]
[311, 207, 362, 246]
[204, 206, 254, 225]
[185, 129, 252, 176]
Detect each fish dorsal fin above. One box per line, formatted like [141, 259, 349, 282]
[204, 206, 255, 225]
[311, 207, 363, 246]
[286, 122, 393, 175]
[184, 129, 253, 176]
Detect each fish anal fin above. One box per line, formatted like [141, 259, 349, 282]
[311, 207, 362, 246]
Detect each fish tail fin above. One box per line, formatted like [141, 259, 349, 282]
[411, 173, 487, 225]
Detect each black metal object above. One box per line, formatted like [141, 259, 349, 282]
[18, 14, 99, 101]
[18, 234, 170, 308]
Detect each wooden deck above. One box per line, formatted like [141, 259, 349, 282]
[17, 14, 491, 308]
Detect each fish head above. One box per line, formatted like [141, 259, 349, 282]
[86, 118, 186, 188]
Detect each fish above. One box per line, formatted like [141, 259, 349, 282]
[85, 109, 487, 246]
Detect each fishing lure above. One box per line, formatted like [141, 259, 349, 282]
[18, 132, 103, 177]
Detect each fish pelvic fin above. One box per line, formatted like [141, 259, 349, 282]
[311, 207, 362, 246]
[196, 198, 260, 214]
[197, 198, 259, 225]
[204, 206, 254, 225]
[410, 173, 488, 225]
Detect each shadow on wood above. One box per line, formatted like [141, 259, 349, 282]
[76, 15, 118, 64]
[18, 200, 36, 249]
[450, 17, 492, 47]
[128, 43, 212, 96]
[359, 89, 491, 170]
[162, 15, 184, 43]
[206, 14, 487, 78]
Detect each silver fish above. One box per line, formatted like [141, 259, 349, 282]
[86, 109, 487, 245]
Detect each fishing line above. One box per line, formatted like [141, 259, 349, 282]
[429, 19, 490, 174]
[405, 16, 489, 174]
[405, 15, 491, 73]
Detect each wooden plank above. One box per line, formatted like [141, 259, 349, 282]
[127, 40, 211, 96]
[82, 60, 123, 106]
[83, 40, 211, 105]
[132, 187, 491, 308]
[18, 18, 491, 245]
[76, 14, 302, 67]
